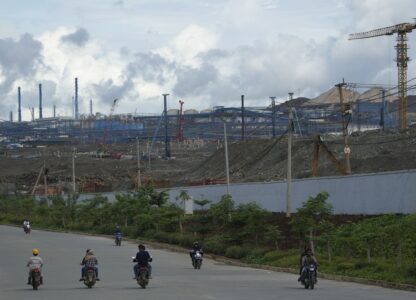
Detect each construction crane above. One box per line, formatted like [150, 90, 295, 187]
[349, 20, 416, 129]
[176, 100, 184, 142]
[102, 98, 118, 144]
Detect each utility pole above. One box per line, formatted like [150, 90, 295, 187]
[241, 94, 245, 141]
[336, 80, 351, 174]
[286, 92, 293, 218]
[162, 94, 171, 158]
[137, 138, 141, 189]
[72, 148, 76, 193]
[147, 140, 151, 171]
[223, 122, 230, 195]
[43, 160, 47, 196]
[270, 97, 276, 138]
[380, 89, 386, 131]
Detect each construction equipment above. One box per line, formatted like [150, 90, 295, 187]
[312, 135, 348, 176]
[349, 20, 416, 129]
[176, 100, 185, 142]
[102, 98, 118, 144]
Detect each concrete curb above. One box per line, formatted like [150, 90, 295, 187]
[3, 224, 416, 292]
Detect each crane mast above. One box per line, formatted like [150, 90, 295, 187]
[349, 21, 416, 129]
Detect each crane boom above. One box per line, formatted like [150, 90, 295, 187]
[349, 22, 416, 40]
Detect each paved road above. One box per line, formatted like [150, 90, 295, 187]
[0, 225, 414, 300]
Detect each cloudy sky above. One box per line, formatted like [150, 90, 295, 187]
[0, 0, 415, 120]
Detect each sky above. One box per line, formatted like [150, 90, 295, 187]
[0, 0, 415, 120]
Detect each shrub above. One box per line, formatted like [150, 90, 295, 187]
[225, 246, 249, 259]
[406, 265, 416, 277]
[204, 236, 227, 254]
[336, 262, 355, 271]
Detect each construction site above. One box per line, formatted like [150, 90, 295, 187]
[1, 21, 416, 196]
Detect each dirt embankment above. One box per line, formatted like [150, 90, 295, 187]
[0, 128, 415, 193]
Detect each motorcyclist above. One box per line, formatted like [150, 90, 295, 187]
[23, 219, 30, 231]
[133, 244, 152, 279]
[27, 248, 43, 285]
[79, 249, 99, 281]
[189, 241, 203, 262]
[114, 226, 122, 239]
[299, 248, 318, 282]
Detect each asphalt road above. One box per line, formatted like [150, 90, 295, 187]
[0, 225, 414, 300]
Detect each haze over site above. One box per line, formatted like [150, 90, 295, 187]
[0, 0, 415, 120]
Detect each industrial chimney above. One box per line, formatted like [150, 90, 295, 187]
[9, 111, 13, 122]
[18, 86, 22, 122]
[39, 83, 43, 119]
[90, 99, 93, 116]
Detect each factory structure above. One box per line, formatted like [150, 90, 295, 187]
[0, 77, 415, 147]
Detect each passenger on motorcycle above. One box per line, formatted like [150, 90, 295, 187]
[27, 248, 43, 285]
[133, 244, 152, 279]
[79, 249, 99, 281]
[189, 241, 204, 261]
[298, 248, 318, 282]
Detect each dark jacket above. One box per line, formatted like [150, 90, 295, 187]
[134, 250, 152, 267]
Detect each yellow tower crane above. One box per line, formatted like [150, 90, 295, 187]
[349, 20, 416, 129]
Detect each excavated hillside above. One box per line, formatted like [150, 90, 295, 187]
[185, 128, 416, 183]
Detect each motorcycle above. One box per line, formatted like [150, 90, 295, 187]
[301, 264, 317, 289]
[23, 225, 31, 234]
[115, 233, 122, 246]
[83, 267, 97, 288]
[29, 268, 42, 290]
[132, 257, 150, 289]
[192, 251, 203, 269]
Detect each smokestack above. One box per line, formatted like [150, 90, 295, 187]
[75, 77, 79, 120]
[53, 104, 56, 118]
[38, 83, 43, 119]
[18, 87, 22, 122]
[90, 99, 93, 116]
[9, 111, 13, 122]
[31, 108, 35, 122]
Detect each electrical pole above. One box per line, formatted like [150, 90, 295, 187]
[241, 94, 245, 141]
[223, 122, 230, 195]
[163, 94, 171, 158]
[137, 138, 141, 189]
[43, 160, 47, 196]
[381, 89, 386, 131]
[336, 80, 351, 174]
[270, 97, 276, 138]
[72, 148, 76, 193]
[286, 93, 293, 218]
[147, 140, 151, 171]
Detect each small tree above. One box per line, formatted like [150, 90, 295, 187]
[194, 199, 212, 210]
[290, 191, 333, 253]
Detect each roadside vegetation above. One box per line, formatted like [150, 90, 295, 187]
[1, 188, 416, 285]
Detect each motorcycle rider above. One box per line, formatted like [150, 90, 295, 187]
[23, 219, 30, 231]
[299, 248, 318, 282]
[133, 244, 152, 279]
[79, 249, 99, 281]
[114, 226, 122, 241]
[27, 248, 43, 285]
[189, 241, 203, 263]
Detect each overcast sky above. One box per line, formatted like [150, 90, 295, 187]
[0, 0, 415, 120]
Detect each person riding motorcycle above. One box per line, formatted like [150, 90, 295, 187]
[133, 244, 152, 279]
[79, 249, 99, 281]
[299, 248, 318, 282]
[189, 241, 204, 262]
[23, 219, 30, 231]
[27, 248, 43, 285]
[114, 226, 122, 241]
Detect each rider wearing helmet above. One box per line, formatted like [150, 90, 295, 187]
[299, 248, 318, 282]
[133, 244, 153, 279]
[27, 248, 43, 285]
[189, 241, 204, 262]
[80, 249, 99, 281]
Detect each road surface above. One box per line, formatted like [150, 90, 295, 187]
[0, 225, 414, 300]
